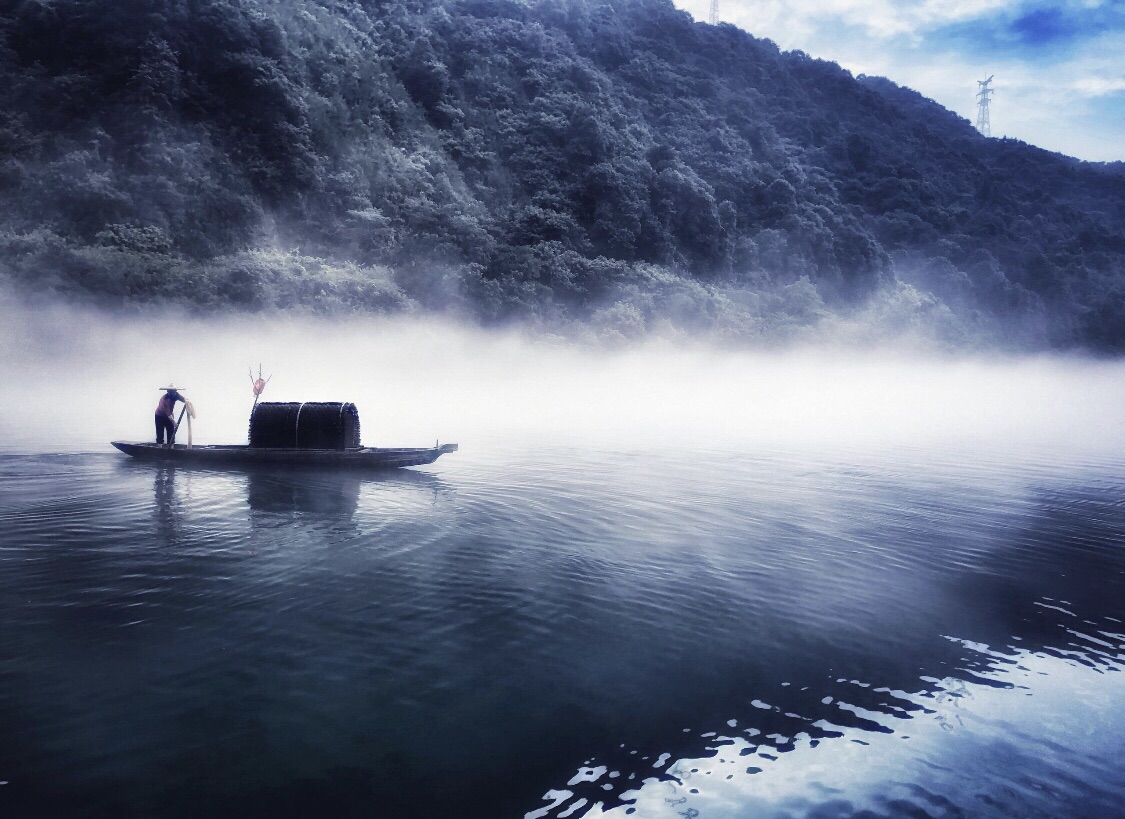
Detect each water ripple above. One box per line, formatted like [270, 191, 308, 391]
[0, 444, 1123, 818]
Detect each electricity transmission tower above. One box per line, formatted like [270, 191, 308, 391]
[976, 75, 994, 137]
[708, 0, 719, 25]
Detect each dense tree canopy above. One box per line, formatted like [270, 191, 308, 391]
[0, 0, 1122, 348]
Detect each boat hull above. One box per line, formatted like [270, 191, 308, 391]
[111, 441, 457, 469]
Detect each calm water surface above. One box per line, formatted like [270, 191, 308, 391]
[0, 439, 1122, 818]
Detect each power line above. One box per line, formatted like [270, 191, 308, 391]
[976, 75, 995, 137]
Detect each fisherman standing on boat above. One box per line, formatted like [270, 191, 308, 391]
[155, 385, 186, 447]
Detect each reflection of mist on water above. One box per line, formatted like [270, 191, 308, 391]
[562, 633, 1125, 819]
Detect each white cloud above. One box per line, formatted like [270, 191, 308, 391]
[1072, 76, 1125, 96]
[679, 0, 1020, 42]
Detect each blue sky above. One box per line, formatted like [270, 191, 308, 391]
[672, 0, 1124, 161]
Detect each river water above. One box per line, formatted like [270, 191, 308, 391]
[1, 435, 1122, 818]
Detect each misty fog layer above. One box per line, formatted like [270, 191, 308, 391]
[1, 0, 1122, 350]
[2, 300, 1123, 457]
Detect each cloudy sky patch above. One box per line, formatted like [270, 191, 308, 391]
[672, 0, 1124, 161]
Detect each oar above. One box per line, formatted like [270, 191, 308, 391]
[173, 404, 187, 444]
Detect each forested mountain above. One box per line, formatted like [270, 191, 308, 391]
[1, 0, 1122, 348]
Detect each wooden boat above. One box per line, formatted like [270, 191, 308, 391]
[111, 441, 458, 469]
[117, 399, 456, 470]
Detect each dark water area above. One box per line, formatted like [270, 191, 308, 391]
[0, 442, 1123, 818]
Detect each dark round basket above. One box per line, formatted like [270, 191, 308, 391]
[249, 402, 361, 450]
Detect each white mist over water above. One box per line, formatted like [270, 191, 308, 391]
[1, 299, 1123, 457]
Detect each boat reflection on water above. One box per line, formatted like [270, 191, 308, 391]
[152, 465, 178, 523]
[131, 460, 453, 530]
[244, 465, 451, 521]
[247, 469, 357, 518]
